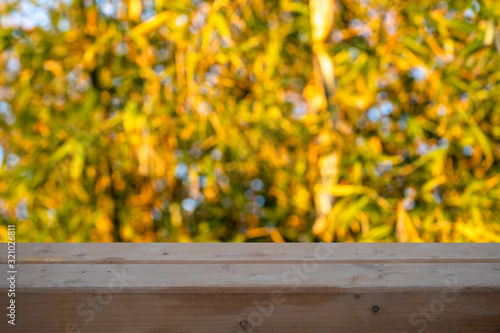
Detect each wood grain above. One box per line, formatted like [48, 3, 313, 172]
[2, 243, 499, 264]
[3, 292, 500, 333]
[5, 263, 500, 294]
[0, 243, 499, 332]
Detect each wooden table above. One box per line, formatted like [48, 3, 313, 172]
[1, 243, 499, 332]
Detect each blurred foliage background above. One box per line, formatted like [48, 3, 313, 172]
[1, 0, 500, 242]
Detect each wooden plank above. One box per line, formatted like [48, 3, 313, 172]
[0, 243, 499, 332]
[2, 292, 500, 333]
[5, 263, 500, 294]
[2, 243, 500, 264]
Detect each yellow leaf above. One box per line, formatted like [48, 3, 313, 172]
[312, 216, 327, 234]
[132, 11, 173, 35]
[213, 13, 233, 46]
[128, 0, 142, 21]
[270, 228, 285, 243]
[43, 60, 64, 76]
[484, 19, 495, 46]
[329, 185, 367, 196]
[315, 49, 335, 99]
[469, 123, 493, 168]
[422, 175, 447, 193]
[397, 201, 423, 242]
[309, 0, 334, 43]
[368, 137, 383, 154]
[169, 203, 183, 228]
[246, 227, 268, 239]
[70, 143, 85, 180]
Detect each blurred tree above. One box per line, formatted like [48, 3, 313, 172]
[0, 0, 499, 242]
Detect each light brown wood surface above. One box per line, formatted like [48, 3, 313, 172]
[5, 242, 500, 264]
[0, 243, 499, 332]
